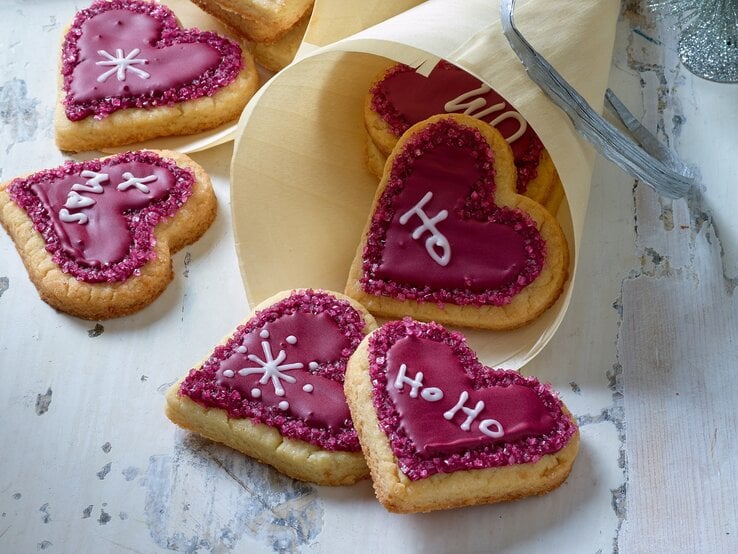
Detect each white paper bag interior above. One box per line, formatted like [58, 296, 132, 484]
[230, 0, 619, 369]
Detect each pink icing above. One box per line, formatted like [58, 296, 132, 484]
[369, 319, 577, 480]
[179, 290, 368, 452]
[361, 118, 546, 307]
[61, 0, 244, 121]
[371, 62, 545, 192]
[7, 151, 195, 283]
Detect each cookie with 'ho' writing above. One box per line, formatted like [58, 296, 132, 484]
[0, 149, 216, 320]
[166, 289, 377, 486]
[345, 318, 579, 513]
[55, 0, 259, 152]
[365, 61, 559, 208]
[346, 113, 569, 330]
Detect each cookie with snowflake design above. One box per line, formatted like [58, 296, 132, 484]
[55, 0, 259, 152]
[346, 113, 570, 330]
[345, 318, 579, 513]
[166, 289, 378, 485]
[0, 149, 216, 319]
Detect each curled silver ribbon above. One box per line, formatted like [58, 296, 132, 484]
[500, 0, 694, 199]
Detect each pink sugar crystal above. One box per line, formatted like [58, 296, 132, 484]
[179, 290, 367, 452]
[368, 318, 578, 481]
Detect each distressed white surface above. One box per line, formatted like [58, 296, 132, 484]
[0, 1, 735, 552]
[615, 3, 738, 552]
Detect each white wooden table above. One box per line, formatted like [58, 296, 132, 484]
[1, 2, 736, 552]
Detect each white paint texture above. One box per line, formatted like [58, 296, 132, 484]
[1, 1, 735, 553]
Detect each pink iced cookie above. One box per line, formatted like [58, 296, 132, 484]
[55, 0, 259, 151]
[365, 61, 558, 205]
[0, 149, 216, 319]
[166, 289, 377, 485]
[347, 114, 569, 330]
[345, 318, 579, 513]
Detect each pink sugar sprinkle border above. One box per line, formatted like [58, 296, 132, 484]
[360, 118, 547, 307]
[369, 61, 545, 193]
[61, 0, 244, 121]
[368, 318, 578, 481]
[179, 290, 368, 452]
[7, 150, 195, 283]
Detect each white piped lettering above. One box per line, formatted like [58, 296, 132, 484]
[479, 418, 504, 438]
[443, 391, 485, 431]
[399, 191, 451, 266]
[444, 84, 528, 144]
[59, 208, 88, 225]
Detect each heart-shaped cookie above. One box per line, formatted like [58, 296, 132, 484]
[166, 289, 377, 485]
[55, 0, 259, 151]
[0, 149, 216, 319]
[345, 318, 579, 513]
[365, 61, 557, 205]
[346, 114, 569, 330]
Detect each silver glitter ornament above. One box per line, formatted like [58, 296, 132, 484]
[650, 0, 738, 83]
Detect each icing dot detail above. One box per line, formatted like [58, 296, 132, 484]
[302, 384, 314, 393]
[309, 362, 319, 370]
[259, 330, 269, 339]
[286, 335, 297, 345]
[250, 388, 261, 398]
[222, 369, 234, 378]
[278, 401, 289, 411]
[236, 346, 247, 354]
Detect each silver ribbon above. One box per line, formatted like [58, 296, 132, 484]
[500, 0, 695, 199]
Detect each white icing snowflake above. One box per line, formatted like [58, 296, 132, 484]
[237, 335, 304, 397]
[95, 48, 151, 83]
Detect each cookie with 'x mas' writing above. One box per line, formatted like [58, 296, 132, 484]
[345, 318, 579, 513]
[365, 61, 562, 211]
[166, 289, 377, 485]
[0, 149, 216, 320]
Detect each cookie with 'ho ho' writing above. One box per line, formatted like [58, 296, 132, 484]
[55, 0, 259, 152]
[345, 318, 579, 513]
[166, 289, 377, 486]
[365, 61, 560, 209]
[0, 149, 216, 320]
[347, 113, 569, 330]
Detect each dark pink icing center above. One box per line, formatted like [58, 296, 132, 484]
[8, 151, 195, 283]
[62, 0, 244, 121]
[371, 62, 545, 192]
[361, 118, 546, 307]
[369, 319, 577, 480]
[179, 290, 368, 452]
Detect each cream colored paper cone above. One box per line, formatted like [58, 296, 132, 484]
[296, 0, 426, 57]
[231, 0, 619, 369]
